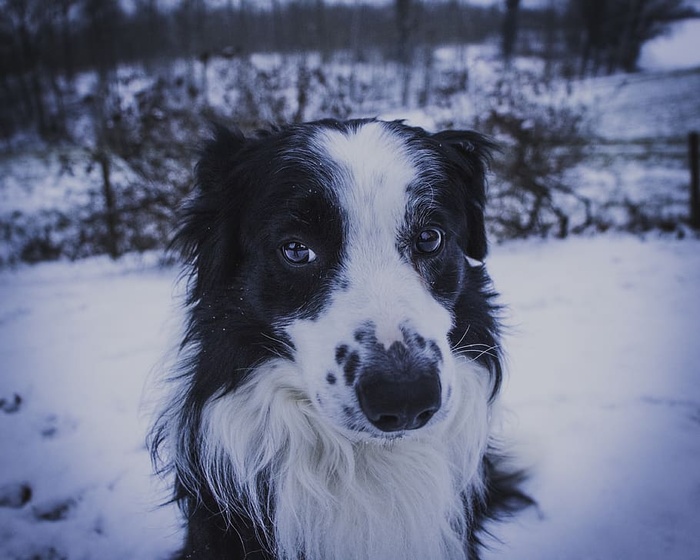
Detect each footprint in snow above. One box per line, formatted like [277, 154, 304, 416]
[0, 393, 22, 414]
[32, 497, 78, 522]
[40, 413, 78, 439]
[0, 481, 32, 508]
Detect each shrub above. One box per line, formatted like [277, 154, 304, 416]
[472, 69, 594, 239]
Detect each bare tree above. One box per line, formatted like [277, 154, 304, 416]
[566, 0, 696, 75]
[82, 0, 124, 257]
[616, 0, 695, 72]
[55, 0, 77, 80]
[501, 0, 521, 62]
[395, 0, 418, 105]
[3, 0, 48, 134]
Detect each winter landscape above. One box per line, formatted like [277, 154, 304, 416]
[2, 1, 700, 559]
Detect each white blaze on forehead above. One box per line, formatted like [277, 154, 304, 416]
[311, 122, 448, 348]
[314, 121, 417, 246]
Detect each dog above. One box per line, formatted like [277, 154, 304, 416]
[151, 118, 530, 560]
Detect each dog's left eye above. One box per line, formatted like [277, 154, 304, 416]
[281, 241, 317, 265]
[414, 228, 444, 255]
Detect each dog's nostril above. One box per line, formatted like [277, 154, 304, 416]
[415, 408, 436, 426]
[372, 407, 437, 432]
[375, 414, 402, 432]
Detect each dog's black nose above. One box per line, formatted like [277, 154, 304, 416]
[356, 372, 441, 432]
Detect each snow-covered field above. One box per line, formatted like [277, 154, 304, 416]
[0, 255, 182, 559]
[486, 236, 700, 560]
[1, 235, 699, 560]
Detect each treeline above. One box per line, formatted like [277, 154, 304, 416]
[1, 0, 696, 142]
[1, 0, 503, 76]
[0, 0, 500, 140]
[537, 0, 697, 76]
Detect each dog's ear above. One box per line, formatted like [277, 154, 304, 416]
[432, 130, 496, 262]
[174, 124, 248, 303]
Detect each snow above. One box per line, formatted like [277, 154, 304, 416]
[485, 236, 700, 559]
[581, 68, 700, 141]
[1, 236, 699, 559]
[0, 255, 183, 559]
[640, 18, 700, 72]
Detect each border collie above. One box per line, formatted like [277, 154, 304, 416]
[151, 118, 529, 560]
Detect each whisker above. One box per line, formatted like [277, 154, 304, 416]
[452, 325, 471, 350]
[453, 343, 500, 363]
[260, 331, 295, 356]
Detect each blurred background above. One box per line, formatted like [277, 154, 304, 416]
[1, 0, 699, 266]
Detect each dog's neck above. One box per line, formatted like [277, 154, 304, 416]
[195, 358, 493, 560]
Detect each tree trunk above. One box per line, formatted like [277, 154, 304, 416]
[97, 150, 120, 259]
[395, 0, 415, 106]
[501, 0, 521, 62]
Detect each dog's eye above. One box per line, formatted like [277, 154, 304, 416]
[414, 228, 444, 255]
[281, 241, 317, 265]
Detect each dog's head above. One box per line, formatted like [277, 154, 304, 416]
[177, 119, 500, 440]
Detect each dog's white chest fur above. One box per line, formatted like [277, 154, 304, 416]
[202, 357, 492, 560]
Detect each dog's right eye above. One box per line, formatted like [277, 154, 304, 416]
[414, 227, 444, 256]
[281, 241, 317, 265]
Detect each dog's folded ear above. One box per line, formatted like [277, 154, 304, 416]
[432, 130, 496, 262]
[173, 124, 249, 303]
[195, 124, 248, 194]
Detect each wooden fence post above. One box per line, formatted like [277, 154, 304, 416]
[691, 131, 700, 229]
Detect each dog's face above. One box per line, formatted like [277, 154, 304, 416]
[181, 119, 498, 440]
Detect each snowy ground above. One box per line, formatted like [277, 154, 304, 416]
[486, 236, 700, 560]
[639, 17, 700, 72]
[1, 235, 699, 560]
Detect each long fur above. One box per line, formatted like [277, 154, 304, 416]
[151, 118, 531, 560]
[201, 357, 491, 560]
